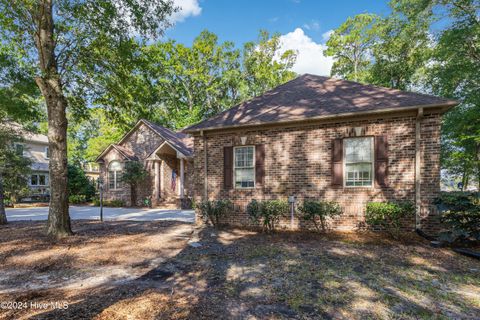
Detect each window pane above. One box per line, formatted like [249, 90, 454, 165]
[345, 163, 372, 186]
[108, 171, 115, 189]
[345, 138, 372, 163]
[31, 175, 38, 186]
[235, 168, 254, 188]
[235, 147, 254, 168]
[16, 144, 23, 156]
[39, 175, 46, 186]
[109, 161, 122, 171]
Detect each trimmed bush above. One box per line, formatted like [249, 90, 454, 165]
[434, 192, 480, 242]
[198, 199, 233, 227]
[246, 199, 289, 232]
[69, 194, 86, 204]
[365, 201, 414, 237]
[298, 200, 342, 232]
[93, 198, 125, 207]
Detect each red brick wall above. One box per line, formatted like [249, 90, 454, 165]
[193, 112, 444, 232]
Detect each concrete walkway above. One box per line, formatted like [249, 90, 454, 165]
[6, 206, 195, 223]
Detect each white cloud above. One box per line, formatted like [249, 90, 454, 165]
[322, 29, 334, 41]
[279, 28, 334, 76]
[170, 0, 202, 23]
[303, 20, 320, 31]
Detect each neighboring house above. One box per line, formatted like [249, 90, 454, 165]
[184, 74, 458, 233]
[96, 119, 194, 207]
[14, 127, 51, 201]
[82, 162, 100, 182]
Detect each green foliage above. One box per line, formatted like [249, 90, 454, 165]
[365, 201, 415, 237]
[242, 30, 297, 97]
[246, 199, 289, 232]
[0, 123, 32, 203]
[93, 30, 297, 131]
[298, 200, 342, 232]
[198, 199, 233, 227]
[93, 198, 125, 207]
[123, 161, 148, 206]
[69, 195, 87, 204]
[67, 165, 96, 201]
[434, 192, 480, 242]
[325, 13, 379, 82]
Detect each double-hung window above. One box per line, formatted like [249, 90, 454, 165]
[234, 146, 255, 188]
[30, 174, 48, 186]
[344, 137, 374, 187]
[108, 161, 123, 189]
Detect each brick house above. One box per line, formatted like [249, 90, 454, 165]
[96, 119, 193, 208]
[184, 74, 458, 233]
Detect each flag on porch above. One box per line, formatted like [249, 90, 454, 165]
[171, 169, 177, 191]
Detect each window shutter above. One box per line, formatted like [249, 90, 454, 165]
[332, 138, 343, 186]
[255, 144, 265, 186]
[375, 135, 388, 187]
[224, 146, 233, 189]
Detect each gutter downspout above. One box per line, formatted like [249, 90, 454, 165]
[202, 131, 208, 200]
[415, 107, 424, 230]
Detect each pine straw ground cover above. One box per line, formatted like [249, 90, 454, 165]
[0, 221, 479, 319]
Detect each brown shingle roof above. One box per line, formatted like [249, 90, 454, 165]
[141, 119, 193, 157]
[184, 74, 457, 133]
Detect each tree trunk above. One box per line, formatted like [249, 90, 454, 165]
[0, 173, 7, 225]
[34, 0, 72, 238]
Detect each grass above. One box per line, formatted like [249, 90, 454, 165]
[0, 221, 479, 319]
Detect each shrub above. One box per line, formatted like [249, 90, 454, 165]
[68, 164, 96, 201]
[434, 192, 480, 243]
[365, 201, 414, 238]
[246, 199, 289, 232]
[93, 198, 125, 207]
[69, 194, 86, 204]
[298, 200, 342, 232]
[198, 199, 233, 227]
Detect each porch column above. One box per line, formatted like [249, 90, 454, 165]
[160, 160, 164, 199]
[179, 158, 185, 199]
[154, 160, 160, 203]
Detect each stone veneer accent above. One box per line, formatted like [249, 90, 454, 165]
[99, 122, 193, 207]
[193, 111, 443, 233]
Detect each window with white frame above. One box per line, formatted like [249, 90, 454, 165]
[45, 146, 50, 159]
[344, 137, 374, 187]
[234, 146, 255, 188]
[108, 161, 123, 189]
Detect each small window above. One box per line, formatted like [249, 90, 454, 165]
[45, 147, 50, 159]
[344, 137, 374, 187]
[31, 175, 38, 186]
[108, 161, 123, 189]
[39, 175, 46, 186]
[234, 146, 255, 188]
[15, 144, 24, 156]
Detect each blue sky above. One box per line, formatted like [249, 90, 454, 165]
[164, 0, 392, 75]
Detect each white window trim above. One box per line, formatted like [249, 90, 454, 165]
[108, 161, 122, 190]
[343, 136, 375, 188]
[233, 145, 256, 189]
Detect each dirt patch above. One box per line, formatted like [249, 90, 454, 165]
[1, 224, 479, 319]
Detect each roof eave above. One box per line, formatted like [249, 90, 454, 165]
[183, 101, 458, 134]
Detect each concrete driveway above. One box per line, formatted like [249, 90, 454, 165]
[6, 206, 195, 223]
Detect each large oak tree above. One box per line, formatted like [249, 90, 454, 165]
[0, 0, 176, 237]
